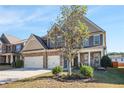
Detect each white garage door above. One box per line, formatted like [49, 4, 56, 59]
[48, 56, 60, 69]
[24, 56, 43, 68]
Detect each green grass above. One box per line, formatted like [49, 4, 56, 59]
[72, 67, 124, 84]
[94, 68, 124, 84]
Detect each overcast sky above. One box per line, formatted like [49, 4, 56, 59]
[0, 5, 123, 52]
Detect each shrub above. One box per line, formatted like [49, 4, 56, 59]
[52, 66, 63, 76]
[15, 60, 24, 68]
[0, 63, 10, 65]
[80, 65, 94, 78]
[100, 55, 112, 68]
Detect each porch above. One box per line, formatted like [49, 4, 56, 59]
[63, 47, 105, 69]
[0, 53, 22, 64]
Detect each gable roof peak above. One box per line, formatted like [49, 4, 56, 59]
[1, 33, 22, 44]
[31, 34, 48, 49]
[83, 16, 105, 32]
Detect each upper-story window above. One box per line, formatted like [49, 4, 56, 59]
[16, 44, 22, 52]
[93, 34, 100, 46]
[57, 36, 63, 42]
[6, 46, 11, 52]
[83, 39, 89, 47]
[121, 58, 124, 61]
[56, 35, 64, 47]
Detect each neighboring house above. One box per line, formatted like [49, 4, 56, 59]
[21, 16, 107, 69]
[109, 54, 124, 67]
[0, 34, 25, 64]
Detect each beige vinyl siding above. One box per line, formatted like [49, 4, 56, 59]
[22, 35, 45, 51]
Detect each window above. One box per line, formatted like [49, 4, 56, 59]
[56, 36, 64, 47]
[16, 44, 22, 52]
[93, 34, 100, 45]
[121, 58, 124, 61]
[57, 36, 63, 42]
[6, 46, 11, 52]
[83, 39, 89, 47]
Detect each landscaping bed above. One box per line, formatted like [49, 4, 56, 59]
[0, 68, 124, 88]
[53, 73, 95, 83]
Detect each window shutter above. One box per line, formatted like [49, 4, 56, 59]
[100, 34, 103, 45]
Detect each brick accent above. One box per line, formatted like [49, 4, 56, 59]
[80, 53, 88, 64]
[44, 52, 47, 69]
[23, 52, 45, 57]
[47, 50, 62, 56]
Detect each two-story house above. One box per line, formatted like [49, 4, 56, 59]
[0, 34, 24, 64]
[22, 16, 106, 69]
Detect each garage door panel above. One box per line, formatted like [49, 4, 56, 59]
[24, 56, 43, 68]
[48, 56, 60, 69]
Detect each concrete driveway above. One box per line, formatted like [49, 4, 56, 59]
[0, 68, 51, 84]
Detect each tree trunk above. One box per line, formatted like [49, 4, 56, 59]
[68, 61, 72, 76]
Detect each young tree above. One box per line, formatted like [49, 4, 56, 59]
[51, 6, 89, 76]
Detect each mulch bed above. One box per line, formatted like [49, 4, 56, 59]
[57, 78, 95, 83]
[53, 75, 95, 83]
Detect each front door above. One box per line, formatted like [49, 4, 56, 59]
[74, 56, 78, 67]
[64, 59, 68, 68]
[13, 56, 16, 62]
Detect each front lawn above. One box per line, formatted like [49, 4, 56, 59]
[0, 68, 124, 88]
[94, 68, 124, 84]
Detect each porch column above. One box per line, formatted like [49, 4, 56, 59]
[10, 54, 13, 63]
[78, 52, 80, 67]
[20, 56, 22, 60]
[88, 52, 91, 66]
[100, 50, 103, 66]
[60, 54, 64, 67]
[72, 58, 74, 66]
[6, 55, 9, 63]
[101, 50, 103, 58]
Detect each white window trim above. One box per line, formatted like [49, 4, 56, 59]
[93, 34, 100, 46]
